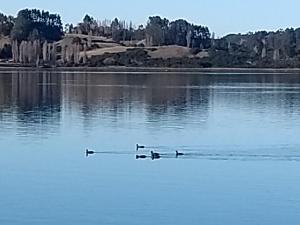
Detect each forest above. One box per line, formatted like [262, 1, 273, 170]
[2, 8, 300, 68]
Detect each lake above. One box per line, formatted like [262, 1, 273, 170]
[1, 70, 300, 225]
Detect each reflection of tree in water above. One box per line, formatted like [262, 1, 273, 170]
[144, 75, 211, 126]
[0, 71, 62, 137]
[0, 74, 13, 107]
[2, 71, 300, 137]
[0, 74, 14, 124]
[62, 73, 134, 130]
[61, 73, 211, 130]
[210, 73, 300, 116]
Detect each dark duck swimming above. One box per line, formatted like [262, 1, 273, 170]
[136, 144, 145, 151]
[136, 155, 147, 159]
[151, 151, 160, 159]
[86, 149, 95, 157]
[176, 151, 184, 157]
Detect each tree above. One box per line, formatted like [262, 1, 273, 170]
[78, 14, 97, 35]
[168, 19, 192, 46]
[0, 13, 15, 36]
[0, 44, 12, 59]
[132, 25, 145, 41]
[10, 10, 31, 41]
[191, 25, 211, 49]
[145, 16, 169, 46]
[28, 28, 40, 41]
[145, 17, 211, 48]
[111, 18, 121, 41]
[83, 14, 93, 25]
[81, 14, 92, 34]
[110, 18, 135, 42]
[64, 23, 73, 34]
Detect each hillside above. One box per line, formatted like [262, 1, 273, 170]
[2, 9, 300, 68]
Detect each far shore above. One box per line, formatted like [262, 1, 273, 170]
[1, 64, 300, 74]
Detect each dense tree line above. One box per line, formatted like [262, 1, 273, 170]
[11, 9, 63, 42]
[2, 10, 211, 48]
[208, 28, 300, 67]
[70, 15, 211, 48]
[145, 16, 211, 48]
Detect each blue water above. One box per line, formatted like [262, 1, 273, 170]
[1, 71, 300, 225]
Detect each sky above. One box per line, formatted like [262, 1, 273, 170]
[1, 0, 300, 37]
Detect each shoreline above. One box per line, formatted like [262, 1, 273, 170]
[1, 65, 300, 74]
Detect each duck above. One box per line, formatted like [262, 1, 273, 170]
[176, 151, 184, 157]
[151, 151, 160, 159]
[136, 144, 145, 151]
[86, 149, 95, 157]
[136, 155, 147, 159]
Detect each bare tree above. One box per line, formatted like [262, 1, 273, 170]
[88, 31, 92, 48]
[19, 41, 24, 63]
[61, 43, 66, 64]
[83, 44, 87, 64]
[12, 40, 19, 62]
[51, 43, 56, 65]
[273, 49, 280, 61]
[43, 41, 48, 62]
[186, 30, 192, 48]
[27, 41, 33, 63]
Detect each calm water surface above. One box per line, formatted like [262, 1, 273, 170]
[1, 71, 300, 225]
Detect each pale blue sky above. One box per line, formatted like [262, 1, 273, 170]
[1, 0, 300, 36]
